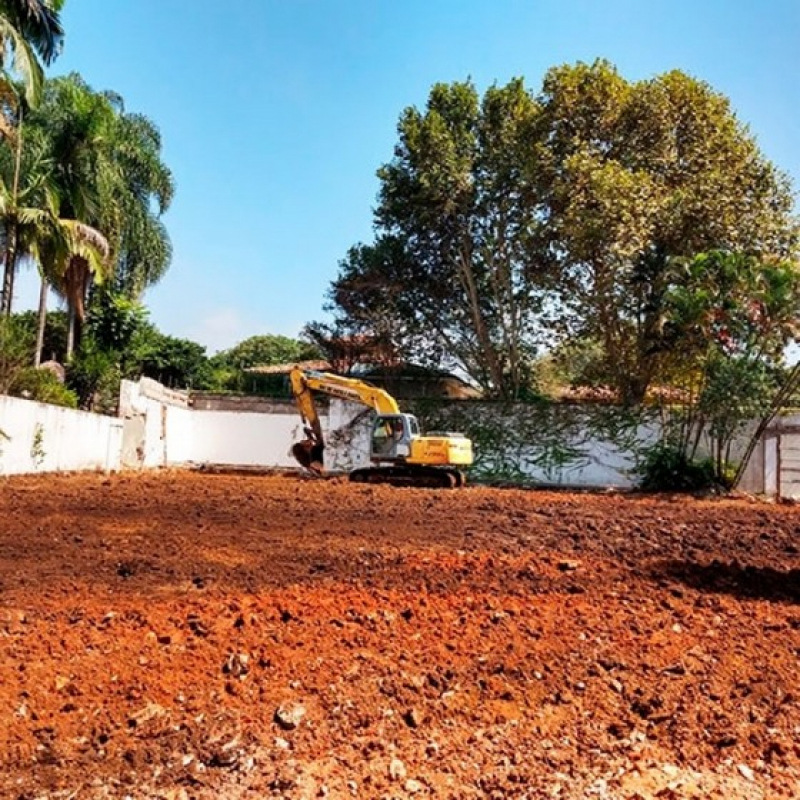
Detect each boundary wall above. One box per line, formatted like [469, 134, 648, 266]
[0, 377, 795, 498]
[0, 394, 122, 475]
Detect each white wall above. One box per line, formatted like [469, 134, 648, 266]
[2, 376, 796, 497]
[187, 409, 305, 468]
[0, 394, 122, 475]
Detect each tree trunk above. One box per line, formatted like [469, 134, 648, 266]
[34, 276, 48, 366]
[3, 110, 23, 318]
[1, 226, 18, 317]
[1, 257, 12, 316]
[66, 302, 76, 359]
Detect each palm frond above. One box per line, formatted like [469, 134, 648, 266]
[0, 19, 43, 104]
[0, 0, 64, 65]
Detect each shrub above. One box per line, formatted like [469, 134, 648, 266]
[9, 368, 78, 408]
[638, 443, 718, 492]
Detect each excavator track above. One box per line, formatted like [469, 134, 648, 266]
[349, 465, 465, 489]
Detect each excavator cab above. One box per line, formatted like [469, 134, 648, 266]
[370, 414, 418, 461]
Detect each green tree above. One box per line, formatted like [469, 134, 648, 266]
[321, 79, 546, 399]
[326, 63, 797, 403]
[124, 323, 212, 390]
[656, 250, 800, 484]
[24, 74, 174, 356]
[209, 333, 320, 393]
[213, 334, 320, 371]
[0, 311, 30, 390]
[0, 0, 64, 106]
[13, 306, 65, 360]
[66, 288, 146, 410]
[536, 61, 797, 403]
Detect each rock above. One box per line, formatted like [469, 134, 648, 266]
[737, 763, 755, 781]
[127, 703, 168, 728]
[403, 707, 422, 728]
[274, 703, 306, 730]
[558, 559, 580, 572]
[389, 757, 407, 781]
[405, 778, 424, 793]
[222, 653, 250, 678]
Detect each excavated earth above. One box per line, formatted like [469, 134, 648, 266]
[0, 471, 798, 800]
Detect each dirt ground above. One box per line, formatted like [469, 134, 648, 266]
[0, 472, 798, 800]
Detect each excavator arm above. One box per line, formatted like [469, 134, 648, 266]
[289, 367, 400, 473]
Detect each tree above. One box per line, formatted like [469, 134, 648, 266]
[208, 334, 321, 394]
[536, 61, 797, 403]
[325, 63, 797, 403]
[655, 250, 800, 484]
[0, 0, 64, 106]
[124, 323, 212, 390]
[320, 79, 546, 399]
[307, 237, 433, 373]
[213, 334, 320, 371]
[0, 120, 52, 316]
[24, 74, 174, 355]
[66, 287, 146, 410]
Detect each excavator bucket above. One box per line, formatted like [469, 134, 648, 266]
[292, 440, 325, 475]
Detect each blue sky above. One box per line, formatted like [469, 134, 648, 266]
[14, 0, 800, 353]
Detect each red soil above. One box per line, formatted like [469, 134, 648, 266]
[0, 472, 798, 799]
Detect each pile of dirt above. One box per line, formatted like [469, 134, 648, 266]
[0, 472, 798, 799]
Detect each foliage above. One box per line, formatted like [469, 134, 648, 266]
[11, 307, 66, 362]
[0, 312, 75, 406]
[317, 79, 547, 399]
[9, 364, 76, 406]
[29, 420, 44, 465]
[124, 322, 213, 390]
[322, 62, 797, 404]
[0, 0, 64, 105]
[534, 338, 606, 396]
[536, 63, 797, 403]
[637, 443, 718, 493]
[85, 288, 146, 353]
[655, 251, 800, 484]
[11, 73, 174, 354]
[212, 334, 319, 371]
[209, 334, 321, 394]
[0, 312, 31, 390]
[406, 397, 650, 485]
[66, 341, 119, 412]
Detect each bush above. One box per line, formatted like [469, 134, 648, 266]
[9, 368, 78, 408]
[638, 443, 718, 492]
[67, 347, 121, 413]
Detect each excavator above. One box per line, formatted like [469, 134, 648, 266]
[289, 366, 473, 488]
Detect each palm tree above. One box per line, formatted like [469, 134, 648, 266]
[0, 0, 64, 314]
[0, 118, 51, 315]
[0, 120, 109, 359]
[35, 215, 110, 361]
[0, 0, 64, 105]
[106, 110, 174, 296]
[25, 74, 173, 357]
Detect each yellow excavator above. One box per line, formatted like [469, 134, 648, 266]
[289, 366, 473, 487]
